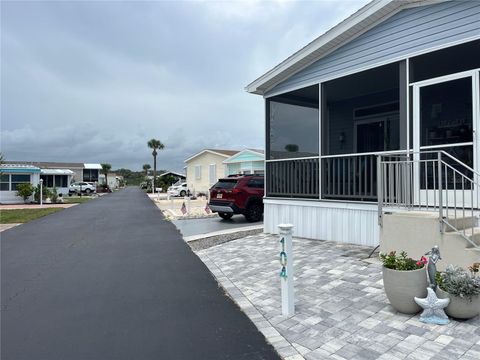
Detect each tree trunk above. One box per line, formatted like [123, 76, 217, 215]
[153, 155, 157, 194]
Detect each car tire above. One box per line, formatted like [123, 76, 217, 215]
[219, 213, 233, 220]
[180, 190, 186, 197]
[245, 203, 263, 222]
[85, 189, 91, 194]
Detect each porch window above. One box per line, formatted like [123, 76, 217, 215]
[11, 174, 30, 191]
[409, 40, 480, 83]
[1, 174, 10, 191]
[195, 165, 202, 180]
[266, 85, 319, 198]
[267, 85, 319, 160]
[321, 62, 404, 201]
[83, 169, 99, 182]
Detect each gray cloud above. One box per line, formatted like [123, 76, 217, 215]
[1, 0, 370, 171]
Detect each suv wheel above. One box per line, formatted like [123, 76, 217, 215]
[245, 203, 263, 222]
[180, 190, 186, 197]
[85, 189, 91, 194]
[218, 213, 233, 220]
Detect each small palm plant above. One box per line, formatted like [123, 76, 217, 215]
[147, 139, 164, 193]
[101, 163, 112, 188]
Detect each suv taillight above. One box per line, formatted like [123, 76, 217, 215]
[232, 188, 241, 194]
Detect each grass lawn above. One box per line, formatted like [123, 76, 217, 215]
[63, 196, 93, 204]
[0, 208, 64, 224]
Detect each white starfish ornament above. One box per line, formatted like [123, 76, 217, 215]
[414, 288, 450, 325]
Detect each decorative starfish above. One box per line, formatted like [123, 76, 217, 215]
[414, 288, 450, 325]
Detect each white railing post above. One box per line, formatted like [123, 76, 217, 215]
[438, 152, 443, 233]
[377, 155, 383, 226]
[278, 223, 294, 317]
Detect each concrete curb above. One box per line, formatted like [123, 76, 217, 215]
[187, 225, 264, 251]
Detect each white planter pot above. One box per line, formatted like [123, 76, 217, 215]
[436, 287, 480, 320]
[382, 266, 428, 314]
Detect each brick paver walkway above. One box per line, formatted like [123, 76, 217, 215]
[196, 234, 480, 360]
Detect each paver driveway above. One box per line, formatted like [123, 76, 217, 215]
[1, 187, 279, 360]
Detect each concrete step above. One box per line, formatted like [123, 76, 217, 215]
[444, 216, 478, 232]
[461, 227, 480, 246]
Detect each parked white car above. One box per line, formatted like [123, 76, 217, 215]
[69, 182, 96, 195]
[167, 182, 190, 197]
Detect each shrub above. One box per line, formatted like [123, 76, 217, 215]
[34, 184, 52, 203]
[379, 251, 426, 271]
[15, 183, 35, 203]
[51, 187, 58, 203]
[438, 264, 480, 301]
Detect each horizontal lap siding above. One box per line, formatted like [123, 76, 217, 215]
[266, 1, 480, 96]
[264, 200, 378, 246]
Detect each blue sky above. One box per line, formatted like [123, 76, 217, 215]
[1, 0, 370, 171]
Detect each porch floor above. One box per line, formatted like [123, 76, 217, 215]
[196, 234, 480, 360]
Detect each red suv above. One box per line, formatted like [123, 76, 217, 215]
[208, 175, 264, 222]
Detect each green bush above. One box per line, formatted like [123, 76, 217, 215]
[51, 187, 58, 203]
[15, 183, 35, 203]
[34, 184, 52, 203]
[379, 251, 426, 271]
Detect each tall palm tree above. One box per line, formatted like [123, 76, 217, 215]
[147, 139, 164, 193]
[142, 164, 151, 176]
[101, 163, 112, 187]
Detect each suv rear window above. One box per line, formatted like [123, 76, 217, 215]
[213, 179, 238, 190]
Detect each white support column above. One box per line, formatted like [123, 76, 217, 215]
[39, 179, 43, 206]
[278, 223, 294, 317]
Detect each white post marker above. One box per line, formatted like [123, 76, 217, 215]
[186, 196, 191, 215]
[278, 223, 294, 317]
[39, 179, 43, 206]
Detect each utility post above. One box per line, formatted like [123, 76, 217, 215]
[39, 179, 43, 206]
[278, 223, 294, 317]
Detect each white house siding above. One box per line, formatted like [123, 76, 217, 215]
[186, 152, 228, 194]
[0, 173, 40, 204]
[264, 199, 379, 247]
[266, 1, 480, 96]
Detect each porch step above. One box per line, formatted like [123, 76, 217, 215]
[461, 227, 480, 246]
[444, 216, 478, 232]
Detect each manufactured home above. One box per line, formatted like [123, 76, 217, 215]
[247, 0, 479, 266]
[223, 149, 265, 176]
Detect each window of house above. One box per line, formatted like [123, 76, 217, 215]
[208, 164, 216, 185]
[195, 165, 202, 180]
[267, 84, 319, 159]
[0, 174, 10, 191]
[55, 175, 68, 187]
[11, 174, 30, 191]
[83, 169, 99, 182]
[40, 175, 54, 187]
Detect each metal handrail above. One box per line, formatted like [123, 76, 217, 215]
[377, 150, 479, 250]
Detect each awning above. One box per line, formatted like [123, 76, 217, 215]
[0, 164, 41, 173]
[84, 163, 102, 170]
[40, 169, 75, 175]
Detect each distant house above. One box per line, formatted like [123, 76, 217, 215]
[0, 164, 41, 204]
[184, 149, 239, 194]
[223, 149, 264, 176]
[2, 161, 102, 202]
[159, 171, 186, 183]
[99, 172, 124, 189]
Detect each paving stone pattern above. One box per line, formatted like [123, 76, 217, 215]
[196, 234, 480, 360]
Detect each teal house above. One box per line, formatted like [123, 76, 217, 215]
[224, 149, 264, 176]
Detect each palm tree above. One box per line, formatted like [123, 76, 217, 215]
[142, 164, 151, 176]
[101, 163, 112, 187]
[147, 139, 164, 193]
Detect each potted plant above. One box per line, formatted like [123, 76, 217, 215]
[380, 251, 428, 314]
[436, 263, 480, 319]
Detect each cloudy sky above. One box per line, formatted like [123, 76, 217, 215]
[2, 0, 370, 171]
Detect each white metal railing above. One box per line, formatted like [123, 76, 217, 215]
[377, 150, 479, 249]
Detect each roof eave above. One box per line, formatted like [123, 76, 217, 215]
[246, 0, 447, 96]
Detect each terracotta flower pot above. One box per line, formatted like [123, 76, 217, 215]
[382, 266, 428, 314]
[436, 287, 480, 320]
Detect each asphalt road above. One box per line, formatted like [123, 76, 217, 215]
[1, 187, 279, 360]
[173, 215, 262, 237]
